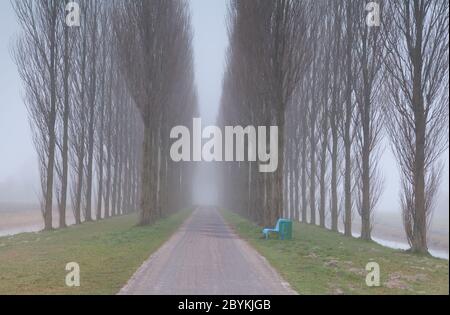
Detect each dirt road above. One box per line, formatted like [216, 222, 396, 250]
[119, 207, 296, 295]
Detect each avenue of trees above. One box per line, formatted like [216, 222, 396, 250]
[115, 0, 198, 225]
[219, 0, 449, 254]
[11, 0, 449, 255]
[13, 0, 197, 230]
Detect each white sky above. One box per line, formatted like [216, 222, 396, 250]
[190, 0, 229, 205]
[191, 0, 229, 125]
[0, 1, 39, 203]
[0, 1, 448, 215]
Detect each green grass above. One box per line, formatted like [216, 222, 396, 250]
[0, 210, 192, 295]
[221, 210, 449, 295]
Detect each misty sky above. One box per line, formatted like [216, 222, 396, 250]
[0, 1, 39, 203]
[0, 1, 448, 215]
[190, 0, 229, 204]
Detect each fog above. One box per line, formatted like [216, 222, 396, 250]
[0, 2, 39, 204]
[187, 0, 449, 225]
[190, 0, 228, 206]
[0, 1, 448, 237]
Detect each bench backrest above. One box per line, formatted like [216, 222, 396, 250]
[275, 219, 281, 230]
[276, 219, 292, 230]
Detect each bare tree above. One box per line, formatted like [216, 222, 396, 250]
[353, 0, 385, 240]
[383, 0, 449, 253]
[83, 0, 99, 222]
[13, 0, 61, 230]
[69, 0, 91, 225]
[115, 0, 197, 225]
[317, 7, 332, 228]
[220, 0, 312, 226]
[341, 0, 358, 237]
[328, 1, 345, 232]
[13, 0, 154, 230]
[54, 0, 77, 229]
[95, 3, 109, 220]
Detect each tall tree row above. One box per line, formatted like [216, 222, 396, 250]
[220, 0, 448, 254]
[114, 0, 198, 225]
[219, 0, 312, 227]
[13, 0, 197, 230]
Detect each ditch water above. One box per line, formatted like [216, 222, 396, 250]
[0, 225, 42, 237]
[372, 237, 449, 260]
[1, 223, 448, 260]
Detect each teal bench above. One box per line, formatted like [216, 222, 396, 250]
[262, 218, 292, 240]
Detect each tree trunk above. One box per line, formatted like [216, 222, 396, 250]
[85, 8, 98, 222]
[59, 16, 70, 229]
[411, 20, 427, 253]
[309, 117, 316, 225]
[330, 126, 338, 231]
[319, 139, 327, 228]
[271, 111, 284, 226]
[343, 1, 353, 237]
[44, 7, 58, 231]
[360, 88, 372, 240]
[300, 135, 307, 223]
[139, 127, 153, 225]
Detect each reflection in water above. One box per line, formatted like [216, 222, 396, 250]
[0, 225, 42, 237]
[372, 237, 449, 260]
[1, 222, 448, 260]
[338, 228, 449, 260]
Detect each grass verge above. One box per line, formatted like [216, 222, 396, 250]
[221, 210, 449, 295]
[0, 210, 192, 295]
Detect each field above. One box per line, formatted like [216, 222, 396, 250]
[0, 210, 191, 295]
[222, 210, 449, 295]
